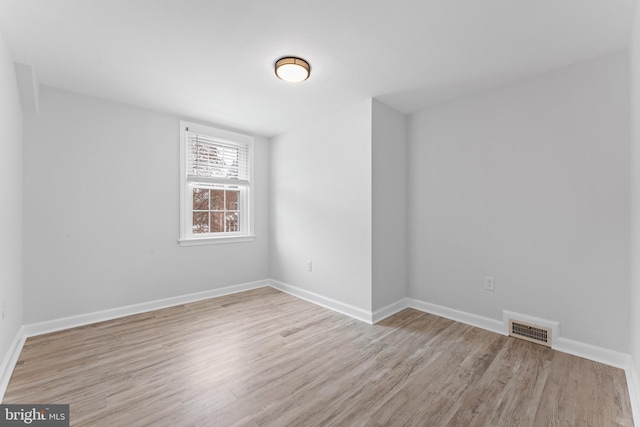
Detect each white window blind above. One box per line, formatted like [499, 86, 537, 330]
[179, 121, 255, 245]
[186, 131, 250, 186]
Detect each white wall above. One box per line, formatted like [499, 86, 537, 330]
[408, 52, 630, 352]
[629, 0, 640, 403]
[22, 86, 269, 324]
[270, 99, 373, 311]
[0, 31, 23, 360]
[372, 99, 408, 311]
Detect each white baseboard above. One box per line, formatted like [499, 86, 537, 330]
[268, 279, 373, 324]
[4, 277, 637, 418]
[372, 298, 409, 323]
[626, 359, 640, 427]
[553, 337, 630, 369]
[24, 279, 270, 337]
[405, 297, 632, 373]
[0, 326, 27, 402]
[407, 298, 506, 336]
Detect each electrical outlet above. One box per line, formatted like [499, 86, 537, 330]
[2, 298, 6, 319]
[484, 276, 495, 291]
[306, 260, 312, 272]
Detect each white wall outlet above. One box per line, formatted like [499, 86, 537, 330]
[2, 298, 6, 319]
[306, 260, 312, 272]
[484, 276, 495, 291]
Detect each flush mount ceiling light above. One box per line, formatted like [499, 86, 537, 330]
[275, 57, 310, 82]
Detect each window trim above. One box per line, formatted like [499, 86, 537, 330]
[178, 121, 255, 246]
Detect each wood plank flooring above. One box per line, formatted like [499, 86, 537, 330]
[3, 287, 634, 426]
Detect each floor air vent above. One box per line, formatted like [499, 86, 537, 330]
[509, 320, 552, 347]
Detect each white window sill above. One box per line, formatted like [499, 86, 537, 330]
[178, 235, 256, 246]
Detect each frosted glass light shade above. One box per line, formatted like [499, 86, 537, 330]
[275, 57, 310, 82]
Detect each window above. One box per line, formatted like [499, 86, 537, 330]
[179, 121, 254, 246]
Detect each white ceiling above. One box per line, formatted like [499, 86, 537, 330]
[0, 0, 636, 137]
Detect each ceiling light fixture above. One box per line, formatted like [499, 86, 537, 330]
[275, 57, 310, 82]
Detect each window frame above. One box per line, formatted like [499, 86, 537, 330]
[178, 121, 255, 246]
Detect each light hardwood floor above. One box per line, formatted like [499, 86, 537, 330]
[3, 287, 634, 426]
